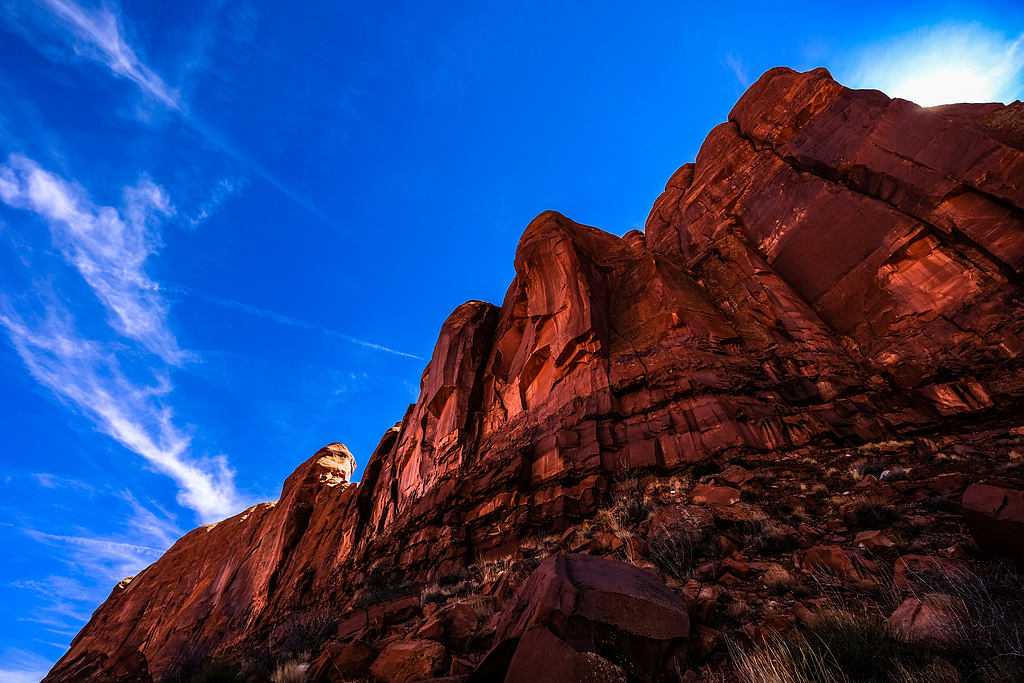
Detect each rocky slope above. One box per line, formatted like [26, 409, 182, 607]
[43, 67, 1024, 683]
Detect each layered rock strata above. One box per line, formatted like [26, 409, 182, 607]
[44, 66, 1024, 682]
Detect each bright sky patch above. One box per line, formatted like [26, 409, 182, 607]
[848, 22, 1024, 106]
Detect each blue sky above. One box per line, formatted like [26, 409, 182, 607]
[1, 1, 1022, 680]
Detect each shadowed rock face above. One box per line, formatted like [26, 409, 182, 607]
[44, 67, 1024, 682]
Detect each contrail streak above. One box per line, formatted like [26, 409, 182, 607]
[165, 283, 423, 360]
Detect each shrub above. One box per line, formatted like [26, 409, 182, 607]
[745, 520, 794, 556]
[850, 458, 887, 482]
[846, 501, 900, 528]
[646, 522, 716, 581]
[420, 576, 474, 605]
[612, 476, 653, 527]
[880, 467, 912, 482]
[355, 565, 410, 607]
[271, 660, 307, 683]
[277, 605, 338, 660]
[924, 493, 960, 514]
[692, 460, 724, 479]
[472, 555, 514, 584]
[732, 608, 932, 683]
[161, 656, 247, 683]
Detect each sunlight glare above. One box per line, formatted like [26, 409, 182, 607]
[847, 22, 1024, 106]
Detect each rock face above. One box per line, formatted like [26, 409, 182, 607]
[44, 67, 1024, 682]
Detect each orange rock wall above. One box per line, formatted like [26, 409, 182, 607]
[44, 67, 1024, 682]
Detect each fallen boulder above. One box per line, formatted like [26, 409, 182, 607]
[471, 553, 688, 683]
[369, 639, 448, 683]
[963, 483, 1024, 568]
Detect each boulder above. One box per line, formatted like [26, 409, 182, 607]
[503, 626, 627, 683]
[443, 603, 479, 651]
[479, 554, 688, 683]
[803, 545, 859, 582]
[887, 596, 962, 647]
[369, 640, 449, 683]
[691, 484, 742, 506]
[309, 640, 378, 683]
[963, 484, 1024, 568]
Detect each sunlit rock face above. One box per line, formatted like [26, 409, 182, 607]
[43, 66, 1024, 682]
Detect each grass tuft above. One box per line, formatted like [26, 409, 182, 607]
[646, 522, 716, 581]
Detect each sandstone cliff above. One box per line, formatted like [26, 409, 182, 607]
[43, 66, 1024, 683]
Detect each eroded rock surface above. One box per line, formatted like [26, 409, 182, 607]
[44, 66, 1024, 682]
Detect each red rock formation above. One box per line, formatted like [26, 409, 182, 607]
[44, 66, 1024, 682]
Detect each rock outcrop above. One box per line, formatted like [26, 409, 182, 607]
[44, 66, 1024, 682]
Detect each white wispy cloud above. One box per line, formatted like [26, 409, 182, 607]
[0, 152, 245, 521]
[186, 176, 248, 228]
[844, 22, 1024, 106]
[0, 153, 187, 365]
[166, 282, 424, 359]
[0, 648, 53, 683]
[23, 530, 164, 575]
[29, 472, 95, 492]
[33, 0, 183, 110]
[9, 0, 337, 226]
[13, 496, 182, 652]
[725, 54, 750, 88]
[0, 299, 243, 521]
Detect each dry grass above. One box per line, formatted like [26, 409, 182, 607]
[271, 660, 307, 683]
[420, 575, 474, 605]
[612, 476, 654, 527]
[845, 500, 900, 528]
[647, 521, 716, 581]
[744, 520, 794, 556]
[736, 567, 1024, 683]
[764, 565, 797, 596]
[473, 555, 514, 584]
[732, 609, 932, 683]
[849, 458, 887, 482]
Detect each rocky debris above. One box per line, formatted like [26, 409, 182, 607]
[963, 483, 1024, 568]
[44, 65, 1024, 683]
[854, 529, 895, 551]
[338, 597, 421, 641]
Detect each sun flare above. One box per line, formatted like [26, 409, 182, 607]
[848, 22, 1024, 106]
